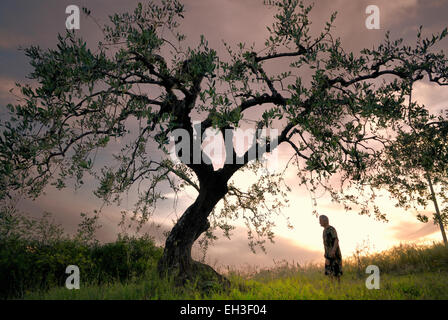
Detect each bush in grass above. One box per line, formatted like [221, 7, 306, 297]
[90, 234, 163, 283]
[0, 205, 163, 299]
[0, 235, 163, 299]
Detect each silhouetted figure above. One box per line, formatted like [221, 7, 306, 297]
[319, 215, 343, 281]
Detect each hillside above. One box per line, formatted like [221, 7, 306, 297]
[4, 239, 446, 300]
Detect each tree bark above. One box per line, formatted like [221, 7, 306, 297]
[157, 177, 230, 286]
[426, 172, 448, 246]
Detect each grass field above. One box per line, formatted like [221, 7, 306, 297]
[22, 242, 448, 300]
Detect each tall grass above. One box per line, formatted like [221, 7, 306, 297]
[0, 235, 162, 299]
[21, 242, 448, 300]
[344, 242, 448, 275]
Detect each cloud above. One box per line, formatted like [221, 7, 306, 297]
[413, 81, 448, 114]
[0, 30, 31, 50]
[192, 224, 323, 270]
[391, 220, 439, 241]
[0, 76, 18, 105]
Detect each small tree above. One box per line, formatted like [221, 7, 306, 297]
[370, 106, 448, 245]
[1, 0, 447, 284]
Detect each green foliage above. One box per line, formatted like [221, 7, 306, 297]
[89, 234, 162, 283]
[367, 111, 448, 237]
[344, 242, 448, 275]
[22, 242, 448, 300]
[75, 211, 102, 246]
[0, 209, 162, 299]
[0, 205, 65, 244]
[0, 235, 162, 299]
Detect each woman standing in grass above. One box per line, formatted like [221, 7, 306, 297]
[319, 215, 343, 281]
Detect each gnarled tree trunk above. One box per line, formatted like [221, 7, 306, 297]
[157, 177, 230, 286]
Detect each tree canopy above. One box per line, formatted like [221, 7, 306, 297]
[369, 102, 448, 244]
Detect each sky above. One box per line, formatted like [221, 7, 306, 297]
[1, 0, 448, 270]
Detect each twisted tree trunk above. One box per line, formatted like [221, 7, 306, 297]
[157, 177, 230, 286]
